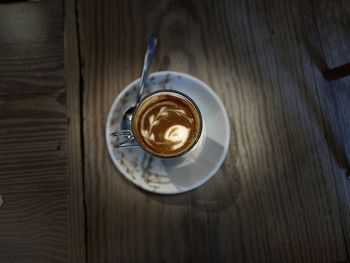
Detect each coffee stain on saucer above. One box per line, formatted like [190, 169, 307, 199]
[131, 158, 138, 168]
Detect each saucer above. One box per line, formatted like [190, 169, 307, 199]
[106, 71, 230, 194]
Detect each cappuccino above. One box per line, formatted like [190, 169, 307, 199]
[133, 91, 202, 157]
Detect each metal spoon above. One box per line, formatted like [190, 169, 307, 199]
[120, 33, 158, 131]
[111, 34, 157, 147]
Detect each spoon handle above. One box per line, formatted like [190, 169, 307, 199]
[111, 130, 138, 148]
[137, 33, 158, 103]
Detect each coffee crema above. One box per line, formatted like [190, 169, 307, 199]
[133, 91, 201, 157]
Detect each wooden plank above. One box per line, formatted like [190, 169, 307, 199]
[0, 0, 64, 95]
[310, 0, 350, 255]
[0, 94, 67, 194]
[77, 1, 193, 262]
[0, 0, 72, 262]
[64, 0, 87, 261]
[180, 0, 348, 262]
[0, 192, 69, 262]
[77, 0, 348, 262]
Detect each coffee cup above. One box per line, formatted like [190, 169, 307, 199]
[112, 90, 205, 159]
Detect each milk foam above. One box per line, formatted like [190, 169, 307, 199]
[164, 125, 190, 150]
[140, 105, 194, 150]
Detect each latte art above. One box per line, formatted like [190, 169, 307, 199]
[133, 92, 201, 157]
[141, 105, 193, 150]
[164, 125, 190, 150]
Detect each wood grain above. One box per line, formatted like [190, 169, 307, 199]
[0, 192, 69, 263]
[0, 94, 67, 194]
[174, 0, 349, 262]
[0, 0, 71, 261]
[0, 0, 64, 95]
[310, 0, 350, 254]
[77, 1, 193, 262]
[77, 0, 349, 262]
[65, 0, 87, 261]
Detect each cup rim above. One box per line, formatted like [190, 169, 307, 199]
[131, 89, 203, 159]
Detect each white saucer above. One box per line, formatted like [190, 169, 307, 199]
[106, 71, 230, 194]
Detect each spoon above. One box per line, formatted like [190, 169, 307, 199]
[120, 33, 158, 131]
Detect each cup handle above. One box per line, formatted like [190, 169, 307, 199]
[111, 130, 139, 148]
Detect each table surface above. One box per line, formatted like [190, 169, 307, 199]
[1, 0, 350, 262]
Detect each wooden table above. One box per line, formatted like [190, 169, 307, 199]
[1, 0, 350, 262]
